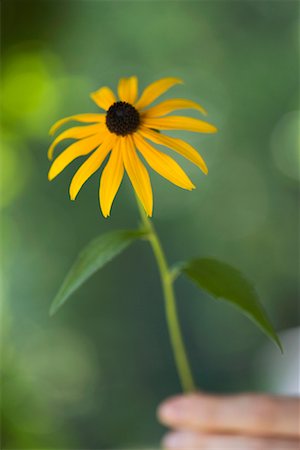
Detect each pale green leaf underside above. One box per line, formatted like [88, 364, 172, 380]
[182, 258, 282, 352]
[50, 229, 147, 316]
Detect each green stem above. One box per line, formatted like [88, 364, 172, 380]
[136, 200, 196, 392]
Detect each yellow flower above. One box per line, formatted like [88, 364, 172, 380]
[48, 77, 217, 217]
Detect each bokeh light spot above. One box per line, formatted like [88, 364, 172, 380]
[271, 110, 300, 182]
[2, 50, 62, 135]
[0, 138, 32, 209]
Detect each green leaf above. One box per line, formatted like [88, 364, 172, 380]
[50, 229, 147, 316]
[181, 258, 282, 351]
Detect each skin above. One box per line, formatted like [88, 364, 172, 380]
[158, 393, 300, 449]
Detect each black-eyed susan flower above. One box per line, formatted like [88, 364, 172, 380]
[48, 77, 217, 217]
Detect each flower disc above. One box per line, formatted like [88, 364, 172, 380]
[106, 101, 140, 136]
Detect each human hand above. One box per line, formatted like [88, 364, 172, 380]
[158, 392, 300, 449]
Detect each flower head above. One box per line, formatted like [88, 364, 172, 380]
[48, 77, 217, 217]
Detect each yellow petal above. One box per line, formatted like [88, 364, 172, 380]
[142, 98, 207, 118]
[117, 76, 138, 104]
[48, 133, 105, 181]
[90, 86, 116, 110]
[134, 133, 195, 190]
[140, 127, 208, 174]
[121, 135, 153, 216]
[49, 114, 106, 136]
[48, 124, 105, 160]
[135, 77, 183, 111]
[69, 134, 116, 201]
[143, 116, 217, 133]
[100, 139, 124, 217]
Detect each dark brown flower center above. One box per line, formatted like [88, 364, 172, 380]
[106, 101, 140, 136]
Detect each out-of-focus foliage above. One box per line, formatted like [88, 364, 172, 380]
[1, 1, 298, 449]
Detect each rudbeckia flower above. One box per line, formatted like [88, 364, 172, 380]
[48, 76, 217, 217]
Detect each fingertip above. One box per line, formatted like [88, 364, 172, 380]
[162, 431, 200, 449]
[157, 394, 185, 423]
[161, 432, 179, 449]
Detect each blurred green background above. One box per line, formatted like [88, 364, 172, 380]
[1, 1, 299, 448]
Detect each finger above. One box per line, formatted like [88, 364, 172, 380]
[162, 430, 300, 450]
[158, 393, 300, 438]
